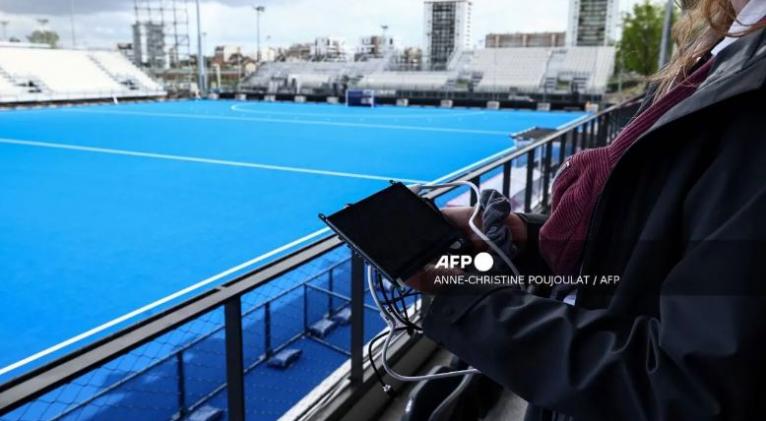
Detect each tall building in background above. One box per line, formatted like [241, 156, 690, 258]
[423, 0, 472, 70]
[133, 0, 191, 69]
[357, 35, 397, 59]
[311, 37, 348, 62]
[132, 22, 165, 68]
[566, 0, 618, 46]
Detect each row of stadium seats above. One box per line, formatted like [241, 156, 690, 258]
[0, 46, 165, 103]
[241, 58, 389, 94]
[471, 48, 552, 92]
[241, 46, 615, 96]
[355, 71, 452, 91]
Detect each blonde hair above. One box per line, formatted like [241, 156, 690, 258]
[653, 0, 765, 99]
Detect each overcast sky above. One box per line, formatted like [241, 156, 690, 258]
[0, 0, 644, 53]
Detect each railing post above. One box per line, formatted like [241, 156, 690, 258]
[264, 301, 272, 357]
[593, 116, 601, 147]
[469, 175, 481, 206]
[327, 269, 335, 315]
[542, 141, 554, 211]
[502, 161, 512, 198]
[303, 284, 309, 331]
[524, 150, 535, 213]
[559, 134, 567, 164]
[225, 298, 246, 421]
[350, 253, 365, 386]
[602, 113, 612, 146]
[176, 351, 187, 419]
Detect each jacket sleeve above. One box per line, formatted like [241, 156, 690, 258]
[423, 188, 766, 420]
[514, 213, 551, 276]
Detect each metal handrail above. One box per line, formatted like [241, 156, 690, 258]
[0, 97, 642, 418]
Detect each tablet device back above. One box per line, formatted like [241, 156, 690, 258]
[320, 182, 467, 284]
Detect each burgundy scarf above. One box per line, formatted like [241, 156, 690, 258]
[539, 57, 716, 275]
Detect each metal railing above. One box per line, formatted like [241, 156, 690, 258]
[0, 97, 642, 421]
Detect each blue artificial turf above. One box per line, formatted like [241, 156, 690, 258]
[0, 100, 586, 379]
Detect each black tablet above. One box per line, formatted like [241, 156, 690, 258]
[319, 182, 468, 285]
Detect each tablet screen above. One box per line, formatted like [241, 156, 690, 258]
[322, 183, 463, 282]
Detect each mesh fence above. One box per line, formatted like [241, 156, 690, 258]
[2, 246, 387, 421]
[3, 306, 227, 421]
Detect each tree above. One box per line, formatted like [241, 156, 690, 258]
[27, 30, 59, 48]
[617, 1, 671, 76]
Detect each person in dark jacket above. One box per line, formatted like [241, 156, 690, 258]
[407, 1, 766, 420]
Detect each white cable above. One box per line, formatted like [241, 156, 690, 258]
[368, 265, 480, 382]
[418, 181, 520, 276]
[368, 181, 519, 382]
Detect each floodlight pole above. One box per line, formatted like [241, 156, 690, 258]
[254, 6, 265, 62]
[658, 0, 674, 69]
[0, 21, 8, 41]
[195, 0, 207, 95]
[381, 24, 389, 55]
[69, 0, 77, 47]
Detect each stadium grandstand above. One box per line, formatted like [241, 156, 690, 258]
[0, 43, 165, 104]
[238, 46, 615, 107]
[237, 58, 390, 95]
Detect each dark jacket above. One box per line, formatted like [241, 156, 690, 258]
[423, 28, 766, 421]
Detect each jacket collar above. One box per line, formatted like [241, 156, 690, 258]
[649, 26, 766, 132]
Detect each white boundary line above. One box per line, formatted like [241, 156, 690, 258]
[0, 138, 427, 184]
[229, 103, 488, 119]
[0, 228, 331, 377]
[62, 108, 510, 136]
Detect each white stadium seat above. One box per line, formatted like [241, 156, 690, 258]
[0, 46, 165, 103]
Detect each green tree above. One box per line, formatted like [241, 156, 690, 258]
[27, 30, 59, 48]
[617, 1, 668, 76]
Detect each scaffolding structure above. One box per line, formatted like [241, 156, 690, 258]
[133, 0, 191, 70]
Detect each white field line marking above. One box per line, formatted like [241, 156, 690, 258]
[0, 228, 331, 377]
[0, 138, 427, 184]
[229, 103, 488, 119]
[62, 108, 509, 136]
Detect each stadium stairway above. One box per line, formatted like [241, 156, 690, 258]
[87, 55, 140, 92]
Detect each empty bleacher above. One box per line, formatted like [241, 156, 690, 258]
[240, 59, 389, 94]
[471, 48, 552, 93]
[0, 46, 165, 104]
[238, 46, 615, 100]
[464, 46, 615, 95]
[356, 71, 451, 91]
[88, 51, 164, 93]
